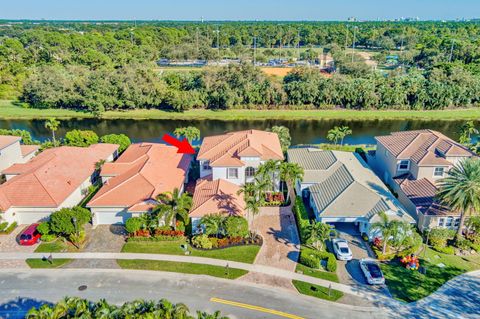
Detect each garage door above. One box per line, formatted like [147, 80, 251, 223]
[95, 211, 132, 225]
[13, 212, 51, 225]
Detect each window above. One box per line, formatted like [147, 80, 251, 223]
[202, 161, 211, 171]
[454, 218, 460, 227]
[445, 217, 453, 227]
[227, 168, 238, 179]
[433, 167, 445, 177]
[245, 167, 255, 178]
[438, 218, 445, 227]
[397, 160, 409, 171]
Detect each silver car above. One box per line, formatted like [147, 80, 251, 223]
[332, 238, 353, 261]
[359, 258, 385, 285]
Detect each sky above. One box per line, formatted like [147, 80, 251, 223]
[1, 0, 479, 21]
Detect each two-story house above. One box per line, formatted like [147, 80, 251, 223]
[197, 130, 284, 186]
[0, 135, 39, 176]
[369, 130, 476, 231]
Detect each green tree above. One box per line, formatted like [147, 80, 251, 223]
[200, 213, 226, 237]
[174, 126, 201, 144]
[100, 134, 131, 152]
[459, 121, 479, 145]
[268, 126, 291, 152]
[370, 211, 400, 254]
[225, 216, 249, 237]
[44, 118, 60, 145]
[327, 126, 352, 145]
[65, 129, 99, 147]
[279, 162, 304, 199]
[305, 221, 336, 250]
[437, 158, 480, 240]
[125, 217, 143, 234]
[154, 188, 192, 228]
[49, 207, 91, 238]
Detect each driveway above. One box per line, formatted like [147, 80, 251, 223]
[0, 225, 38, 269]
[63, 224, 126, 269]
[332, 223, 390, 296]
[239, 205, 300, 291]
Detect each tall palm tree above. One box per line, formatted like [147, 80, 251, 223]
[245, 195, 261, 232]
[256, 160, 281, 193]
[370, 211, 398, 254]
[200, 213, 225, 237]
[44, 117, 60, 145]
[327, 127, 342, 145]
[437, 158, 480, 240]
[154, 188, 192, 228]
[279, 162, 304, 201]
[338, 126, 352, 145]
[306, 221, 336, 250]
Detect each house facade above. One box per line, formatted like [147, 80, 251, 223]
[288, 148, 414, 238]
[87, 143, 192, 225]
[0, 136, 39, 175]
[0, 144, 118, 224]
[368, 130, 477, 231]
[197, 130, 284, 186]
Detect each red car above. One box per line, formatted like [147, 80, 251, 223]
[19, 224, 41, 246]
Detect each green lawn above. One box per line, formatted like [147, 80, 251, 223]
[292, 280, 344, 302]
[34, 240, 68, 253]
[117, 259, 247, 279]
[380, 247, 480, 302]
[295, 264, 339, 283]
[121, 240, 260, 264]
[2, 100, 480, 121]
[26, 258, 72, 268]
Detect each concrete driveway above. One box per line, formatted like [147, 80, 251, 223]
[332, 223, 390, 296]
[0, 225, 38, 269]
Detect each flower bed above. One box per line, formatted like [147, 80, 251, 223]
[191, 234, 263, 250]
[128, 228, 185, 242]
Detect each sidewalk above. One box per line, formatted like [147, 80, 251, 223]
[0, 251, 397, 306]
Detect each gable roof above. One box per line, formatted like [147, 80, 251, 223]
[20, 145, 40, 157]
[0, 144, 119, 210]
[189, 178, 245, 218]
[198, 130, 284, 167]
[376, 130, 475, 166]
[87, 143, 192, 212]
[0, 136, 21, 150]
[288, 148, 413, 222]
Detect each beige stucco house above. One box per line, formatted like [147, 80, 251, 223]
[368, 130, 477, 231]
[0, 136, 39, 175]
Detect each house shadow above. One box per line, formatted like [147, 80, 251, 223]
[265, 211, 301, 263]
[0, 297, 51, 319]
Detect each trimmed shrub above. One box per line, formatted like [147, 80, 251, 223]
[191, 234, 212, 249]
[37, 222, 50, 235]
[299, 247, 337, 272]
[293, 196, 311, 244]
[125, 217, 143, 234]
[299, 252, 319, 269]
[455, 238, 472, 250]
[428, 228, 455, 248]
[0, 222, 17, 234]
[41, 234, 57, 242]
[225, 216, 249, 238]
[432, 245, 455, 255]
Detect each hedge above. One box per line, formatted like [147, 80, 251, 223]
[127, 235, 184, 242]
[299, 247, 337, 272]
[293, 196, 310, 244]
[0, 222, 17, 235]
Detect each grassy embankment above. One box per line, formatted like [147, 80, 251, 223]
[1, 100, 480, 121]
[292, 280, 344, 301]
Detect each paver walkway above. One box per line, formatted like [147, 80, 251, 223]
[0, 225, 38, 269]
[239, 205, 300, 291]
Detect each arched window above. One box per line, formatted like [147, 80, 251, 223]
[245, 166, 255, 178]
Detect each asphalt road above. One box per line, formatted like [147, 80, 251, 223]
[0, 269, 389, 319]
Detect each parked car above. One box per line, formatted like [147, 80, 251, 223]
[359, 258, 385, 285]
[19, 224, 41, 246]
[332, 238, 353, 261]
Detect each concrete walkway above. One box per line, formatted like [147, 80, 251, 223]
[0, 251, 395, 305]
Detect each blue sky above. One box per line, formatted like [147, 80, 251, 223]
[1, 0, 478, 21]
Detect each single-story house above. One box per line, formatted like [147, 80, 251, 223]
[288, 148, 414, 238]
[87, 143, 192, 225]
[0, 144, 119, 224]
[0, 135, 39, 175]
[189, 177, 245, 233]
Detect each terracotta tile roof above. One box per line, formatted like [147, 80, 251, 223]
[20, 145, 40, 157]
[87, 143, 192, 212]
[394, 174, 455, 216]
[198, 130, 284, 167]
[189, 178, 245, 218]
[0, 136, 21, 150]
[0, 144, 119, 210]
[376, 130, 475, 166]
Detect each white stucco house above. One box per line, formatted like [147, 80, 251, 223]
[288, 148, 414, 238]
[0, 135, 39, 175]
[197, 130, 284, 186]
[0, 144, 119, 224]
[87, 143, 192, 225]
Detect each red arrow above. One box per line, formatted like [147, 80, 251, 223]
[161, 134, 195, 154]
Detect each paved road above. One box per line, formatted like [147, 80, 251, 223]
[0, 269, 391, 319]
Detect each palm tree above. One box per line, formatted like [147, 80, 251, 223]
[279, 162, 304, 201]
[306, 221, 336, 250]
[268, 126, 291, 152]
[154, 188, 192, 228]
[174, 126, 201, 144]
[459, 121, 479, 145]
[437, 158, 480, 240]
[197, 310, 229, 319]
[200, 213, 225, 237]
[370, 211, 398, 254]
[338, 126, 352, 145]
[327, 127, 342, 145]
[44, 117, 60, 145]
[245, 195, 261, 233]
[256, 160, 281, 193]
